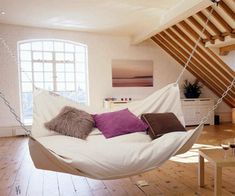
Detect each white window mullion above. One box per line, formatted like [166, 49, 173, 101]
[52, 41, 57, 92]
[73, 51, 77, 92]
[63, 48, 66, 92]
[42, 49, 45, 89]
[19, 39, 88, 124]
[84, 47, 88, 102]
[31, 47, 35, 88]
[18, 44, 24, 121]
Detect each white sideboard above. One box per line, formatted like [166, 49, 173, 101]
[103, 100, 130, 109]
[181, 98, 214, 126]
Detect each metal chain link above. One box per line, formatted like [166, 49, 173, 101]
[175, 2, 216, 84]
[199, 77, 235, 126]
[0, 34, 32, 135]
[0, 35, 33, 83]
[0, 92, 31, 135]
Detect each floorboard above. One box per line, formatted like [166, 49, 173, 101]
[0, 123, 234, 196]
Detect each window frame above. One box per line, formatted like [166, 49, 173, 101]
[18, 39, 89, 124]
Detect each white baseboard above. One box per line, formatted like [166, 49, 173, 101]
[0, 126, 31, 137]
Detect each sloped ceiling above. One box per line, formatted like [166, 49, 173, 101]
[151, 0, 235, 107]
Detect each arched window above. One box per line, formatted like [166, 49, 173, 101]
[18, 39, 89, 124]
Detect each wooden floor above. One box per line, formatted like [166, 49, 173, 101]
[0, 124, 235, 196]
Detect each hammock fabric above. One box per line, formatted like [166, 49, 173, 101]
[29, 83, 203, 180]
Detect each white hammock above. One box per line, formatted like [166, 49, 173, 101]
[1, 1, 232, 180]
[29, 83, 203, 180]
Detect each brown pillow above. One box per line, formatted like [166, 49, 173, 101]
[141, 113, 186, 139]
[44, 106, 94, 139]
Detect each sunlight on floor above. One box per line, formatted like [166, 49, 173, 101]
[224, 129, 235, 132]
[171, 143, 221, 163]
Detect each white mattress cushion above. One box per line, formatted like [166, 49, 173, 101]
[87, 128, 151, 143]
[37, 129, 193, 179]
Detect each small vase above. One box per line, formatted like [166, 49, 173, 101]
[184, 92, 200, 99]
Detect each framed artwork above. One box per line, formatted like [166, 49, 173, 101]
[112, 59, 153, 87]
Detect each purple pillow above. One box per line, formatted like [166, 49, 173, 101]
[93, 108, 148, 138]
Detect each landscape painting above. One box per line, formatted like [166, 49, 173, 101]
[112, 59, 153, 87]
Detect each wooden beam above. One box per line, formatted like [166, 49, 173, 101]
[155, 33, 232, 98]
[206, 7, 233, 35]
[160, 30, 235, 99]
[203, 35, 226, 43]
[188, 16, 214, 43]
[152, 36, 221, 94]
[175, 22, 234, 82]
[218, 1, 235, 21]
[179, 21, 235, 81]
[173, 23, 235, 96]
[201, 33, 235, 43]
[196, 12, 224, 41]
[151, 36, 234, 107]
[219, 44, 235, 56]
[163, 29, 234, 96]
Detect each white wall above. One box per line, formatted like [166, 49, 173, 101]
[207, 48, 235, 116]
[211, 49, 235, 71]
[220, 51, 235, 114]
[221, 50, 235, 71]
[0, 23, 231, 129]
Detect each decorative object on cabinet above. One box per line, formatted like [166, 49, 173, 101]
[183, 79, 203, 98]
[103, 99, 131, 109]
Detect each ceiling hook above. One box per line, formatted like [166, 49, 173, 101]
[210, 0, 220, 6]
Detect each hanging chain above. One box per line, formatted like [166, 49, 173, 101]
[0, 35, 34, 83]
[0, 34, 32, 135]
[199, 77, 235, 126]
[175, 2, 216, 84]
[0, 92, 31, 135]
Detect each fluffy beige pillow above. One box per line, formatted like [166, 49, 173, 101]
[44, 106, 94, 139]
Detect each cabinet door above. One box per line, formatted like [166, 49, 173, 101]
[201, 106, 214, 125]
[195, 107, 209, 124]
[182, 106, 196, 125]
[181, 99, 214, 126]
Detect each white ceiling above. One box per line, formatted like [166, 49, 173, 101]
[0, 0, 209, 40]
